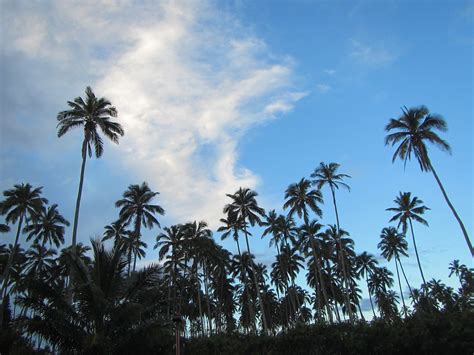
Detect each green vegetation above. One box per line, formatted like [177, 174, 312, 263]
[0, 90, 472, 354]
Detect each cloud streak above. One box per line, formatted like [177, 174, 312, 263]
[2, 0, 304, 229]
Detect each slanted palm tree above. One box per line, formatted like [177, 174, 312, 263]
[224, 188, 269, 334]
[116, 182, 165, 273]
[387, 192, 429, 287]
[57, 86, 124, 247]
[24, 204, 69, 248]
[0, 183, 48, 298]
[378, 227, 409, 316]
[355, 252, 379, 319]
[283, 178, 323, 224]
[385, 106, 472, 256]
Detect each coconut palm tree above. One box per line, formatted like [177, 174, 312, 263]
[102, 220, 131, 248]
[378, 227, 409, 316]
[57, 86, 124, 247]
[355, 252, 379, 319]
[116, 182, 165, 273]
[223, 187, 269, 333]
[24, 243, 57, 279]
[387, 192, 429, 287]
[283, 178, 323, 224]
[0, 183, 48, 299]
[385, 106, 472, 256]
[299, 221, 334, 323]
[310, 162, 350, 232]
[24, 204, 69, 248]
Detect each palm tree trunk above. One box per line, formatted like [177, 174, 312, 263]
[195, 266, 205, 337]
[398, 258, 414, 301]
[235, 238, 257, 333]
[365, 274, 377, 319]
[408, 218, 426, 288]
[330, 186, 354, 323]
[203, 262, 213, 335]
[243, 224, 269, 334]
[1, 213, 24, 298]
[325, 261, 341, 322]
[429, 163, 473, 256]
[71, 140, 88, 247]
[311, 241, 333, 323]
[395, 257, 407, 317]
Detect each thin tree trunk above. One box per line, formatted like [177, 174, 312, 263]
[366, 274, 377, 320]
[311, 240, 333, 323]
[195, 266, 205, 337]
[326, 261, 341, 322]
[235, 238, 256, 333]
[330, 186, 354, 322]
[408, 218, 426, 288]
[1, 213, 24, 298]
[395, 257, 407, 317]
[203, 262, 213, 335]
[243, 224, 269, 334]
[398, 258, 414, 301]
[430, 163, 473, 256]
[71, 140, 88, 247]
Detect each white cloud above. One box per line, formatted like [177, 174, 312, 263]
[316, 84, 331, 94]
[350, 40, 395, 67]
[323, 69, 336, 75]
[2, 0, 303, 229]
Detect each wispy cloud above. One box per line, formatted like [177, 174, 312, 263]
[350, 40, 396, 67]
[316, 84, 331, 94]
[2, 0, 303, 229]
[323, 69, 336, 75]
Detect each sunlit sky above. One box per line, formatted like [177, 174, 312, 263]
[1, 0, 472, 312]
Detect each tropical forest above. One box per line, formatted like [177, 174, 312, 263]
[1, 1, 473, 355]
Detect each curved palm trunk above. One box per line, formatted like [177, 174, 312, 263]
[1, 213, 24, 298]
[430, 163, 473, 256]
[395, 257, 407, 317]
[365, 274, 377, 319]
[243, 224, 269, 334]
[311, 240, 333, 323]
[398, 259, 414, 301]
[330, 186, 354, 323]
[408, 218, 426, 288]
[71, 141, 88, 247]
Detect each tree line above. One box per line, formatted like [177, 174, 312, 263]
[0, 87, 472, 353]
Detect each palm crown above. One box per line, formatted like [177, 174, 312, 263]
[283, 178, 323, 224]
[384, 106, 450, 172]
[57, 86, 124, 158]
[311, 162, 351, 191]
[386, 192, 429, 234]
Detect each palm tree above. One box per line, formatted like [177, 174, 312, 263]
[24, 204, 69, 248]
[116, 182, 165, 273]
[310, 163, 353, 321]
[355, 252, 379, 319]
[57, 86, 124, 247]
[24, 243, 57, 279]
[102, 220, 131, 248]
[299, 221, 334, 323]
[387, 192, 429, 286]
[310, 162, 350, 231]
[0, 183, 47, 299]
[378, 227, 409, 316]
[283, 178, 323, 224]
[385, 106, 472, 256]
[224, 187, 269, 333]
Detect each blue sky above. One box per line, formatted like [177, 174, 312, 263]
[1, 0, 472, 310]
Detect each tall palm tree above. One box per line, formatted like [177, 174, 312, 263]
[24, 204, 70, 248]
[116, 182, 165, 273]
[310, 162, 350, 232]
[283, 178, 323, 224]
[0, 183, 47, 298]
[385, 106, 472, 256]
[311, 163, 354, 321]
[355, 252, 379, 319]
[223, 188, 269, 334]
[102, 219, 131, 248]
[387, 192, 429, 286]
[57, 86, 124, 247]
[378, 227, 409, 316]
